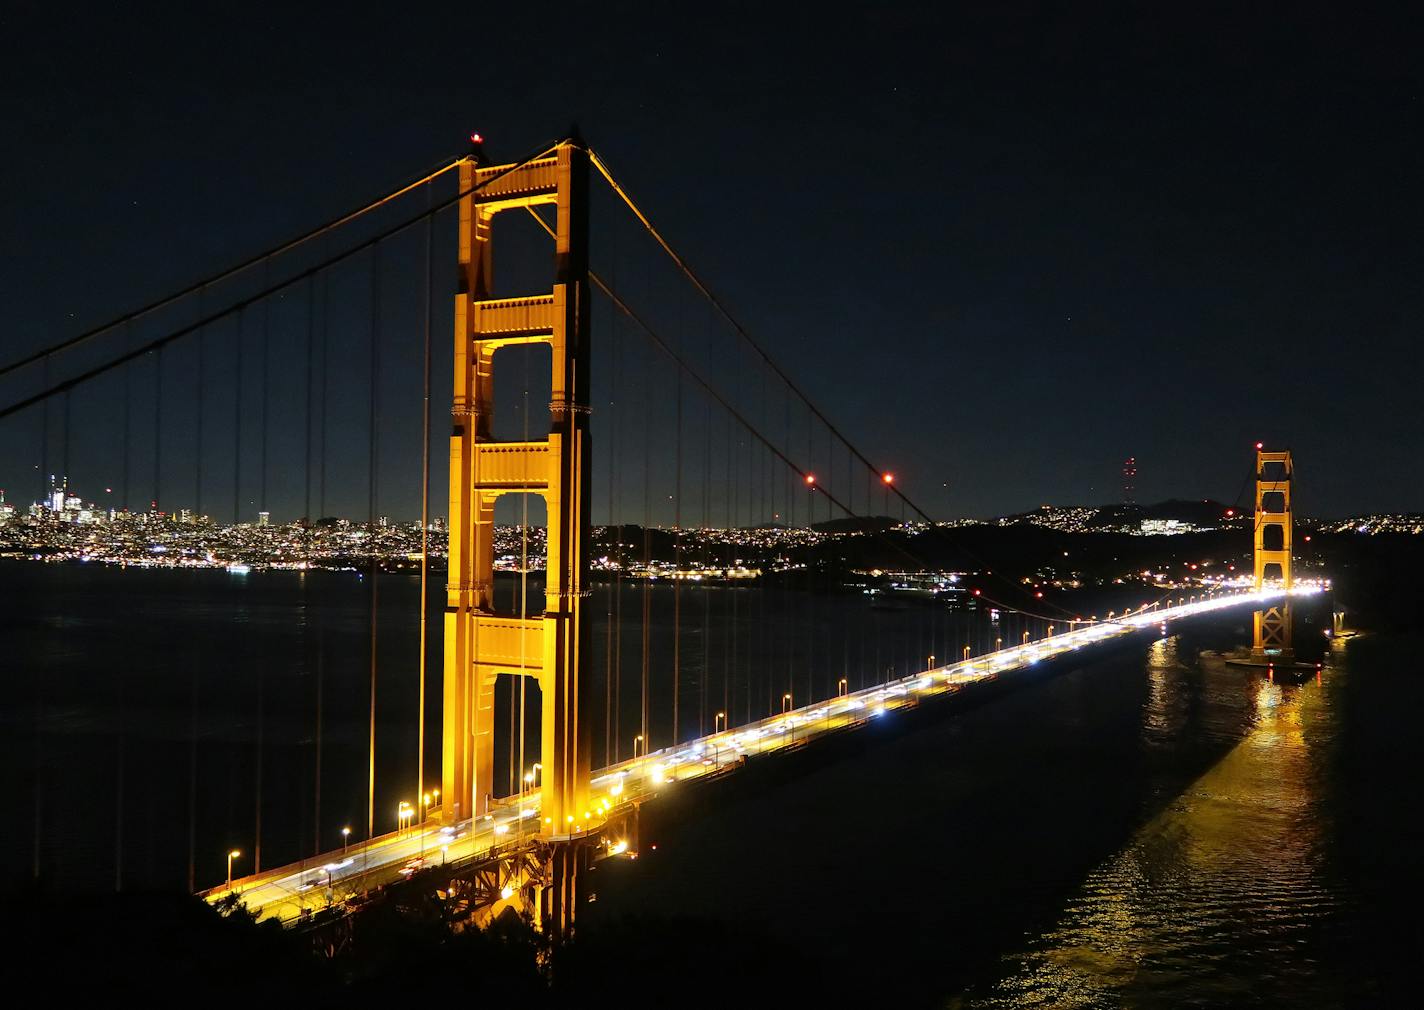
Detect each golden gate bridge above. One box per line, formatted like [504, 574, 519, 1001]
[0, 134, 1316, 934]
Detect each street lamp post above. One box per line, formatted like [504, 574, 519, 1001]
[341, 826, 351, 854]
[226, 849, 241, 893]
[714, 711, 726, 766]
[634, 735, 644, 760]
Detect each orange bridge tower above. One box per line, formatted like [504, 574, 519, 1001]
[1251, 447, 1294, 660]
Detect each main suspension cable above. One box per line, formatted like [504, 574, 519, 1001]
[0, 154, 468, 380]
[587, 146, 929, 523]
[0, 140, 562, 421]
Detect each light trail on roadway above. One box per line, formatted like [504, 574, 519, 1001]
[207, 585, 1321, 922]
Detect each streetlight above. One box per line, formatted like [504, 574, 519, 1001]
[995, 637, 1002, 651]
[714, 711, 726, 766]
[341, 826, 351, 854]
[226, 849, 241, 892]
[927, 654, 935, 671]
[634, 735, 644, 759]
[837, 678, 848, 698]
[1022, 631, 1030, 645]
[782, 692, 792, 714]
[521, 763, 542, 808]
[963, 645, 971, 662]
[397, 801, 413, 835]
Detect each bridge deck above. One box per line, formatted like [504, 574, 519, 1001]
[205, 587, 1314, 922]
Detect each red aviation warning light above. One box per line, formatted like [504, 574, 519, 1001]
[881, 472, 894, 485]
[804, 473, 816, 486]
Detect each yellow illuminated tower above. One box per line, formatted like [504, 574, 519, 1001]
[1252, 447, 1294, 659]
[442, 140, 593, 838]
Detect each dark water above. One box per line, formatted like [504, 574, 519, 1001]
[4, 561, 1418, 1006]
[587, 623, 1424, 1007]
[0, 559, 994, 893]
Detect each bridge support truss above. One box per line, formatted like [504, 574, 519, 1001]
[1252, 447, 1294, 659]
[443, 140, 593, 839]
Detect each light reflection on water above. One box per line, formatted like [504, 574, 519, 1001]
[968, 649, 1350, 1008]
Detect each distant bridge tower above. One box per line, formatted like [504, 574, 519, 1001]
[1252, 446, 1294, 659]
[443, 139, 593, 850]
[1122, 457, 1137, 505]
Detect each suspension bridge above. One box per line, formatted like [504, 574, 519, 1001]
[0, 134, 1318, 933]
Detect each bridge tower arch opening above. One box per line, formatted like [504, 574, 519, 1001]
[443, 140, 592, 840]
[1252, 447, 1294, 660]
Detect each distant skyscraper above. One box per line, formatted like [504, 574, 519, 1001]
[1122, 457, 1137, 505]
[257, 511, 270, 526]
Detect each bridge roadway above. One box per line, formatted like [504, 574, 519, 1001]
[205, 586, 1318, 922]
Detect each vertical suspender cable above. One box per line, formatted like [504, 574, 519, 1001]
[640, 338, 651, 754]
[253, 284, 266, 872]
[672, 354, 682, 746]
[233, 309, 244, 524]
[260, 276, 270, 518]
[194, 298, 206, 515]
[187, 306, 203, 891]
[519, 378, 530, 813]
[604, 241, 617, 766]
[701, 337, 711, 738]
[40, 356, 50, 506]
[153, 347, 163, 510]
[613, 293, 623, 762]
[417, 192, 433, 815]
[118, 351, 128, 511]
[187, 338, 200, 885]
[314, 267, 329, 854]
[366, 246, 381, 841]
[724, 410, 734, 723]
[807, 404, 815, 707]
[301, 274, 317, 854]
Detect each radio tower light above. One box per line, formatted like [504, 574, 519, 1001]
[1122, 456, 1137, 506]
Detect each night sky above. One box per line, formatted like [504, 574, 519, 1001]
[1, 2, 1419, 520]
